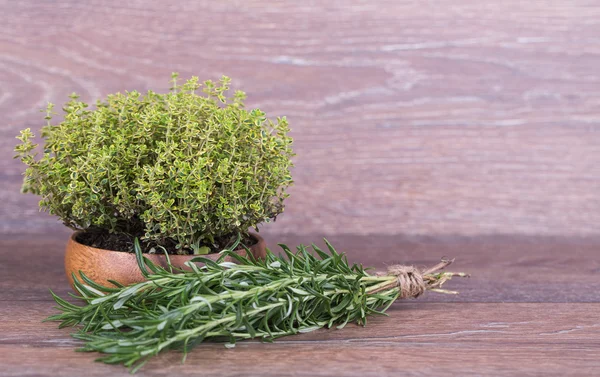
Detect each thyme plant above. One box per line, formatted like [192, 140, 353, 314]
[47, 239, 466, 372]
[15, 74, 293, 250]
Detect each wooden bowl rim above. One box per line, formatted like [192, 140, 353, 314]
[69, 230, 266, 261]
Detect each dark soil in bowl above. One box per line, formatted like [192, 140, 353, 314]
[76, 230, 258, 255]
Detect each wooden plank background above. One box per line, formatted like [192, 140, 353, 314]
[0, 234, 599, 376]
[2, 301, 599, 377]
[1, 1, 599, 376]
[1, 0, 599, 237]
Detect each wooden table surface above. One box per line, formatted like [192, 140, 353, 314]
[1, 1, 600, 376]
[1, 232, 599, 376]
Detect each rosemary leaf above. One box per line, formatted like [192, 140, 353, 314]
[47, 240, 465, 372]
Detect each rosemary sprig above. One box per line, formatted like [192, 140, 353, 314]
[47, 239, 466, 373]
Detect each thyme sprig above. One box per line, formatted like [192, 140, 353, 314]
[47, 238, 466, 373]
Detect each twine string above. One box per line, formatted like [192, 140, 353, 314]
[386, 265, 426, 299]
[372, 258, 467, 298]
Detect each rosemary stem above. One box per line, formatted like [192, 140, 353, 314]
[151, 302, 285, 355]
[48, 242, 467, 373]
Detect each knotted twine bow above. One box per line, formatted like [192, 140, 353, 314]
[372, 259, 468, 298]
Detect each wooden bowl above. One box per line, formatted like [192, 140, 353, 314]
[64, 231, 267, 289]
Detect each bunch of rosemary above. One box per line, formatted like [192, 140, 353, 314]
[47, 238, 466, 372]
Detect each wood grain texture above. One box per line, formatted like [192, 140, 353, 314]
[1, 1, 599, 375]
[0, 302, 599, 376]
[1, 234, 599, 375]
[2, 233, 600, 303]
[1, 0, 600, 236]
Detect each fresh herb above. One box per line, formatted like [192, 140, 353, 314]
[15, 74, 294, 250]
[47, 239, 467, 373]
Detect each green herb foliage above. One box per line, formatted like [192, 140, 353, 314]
[15, 74, 294, 248]
[47, 240, 465, 373]
[46, 241, 397, 372]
